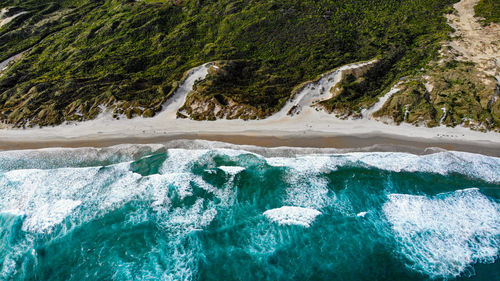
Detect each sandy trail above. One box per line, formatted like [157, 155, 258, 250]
[0, 51, 25, 77]
[446, 0, 500, 82]
[160, 63, 212, 119]
[271, 60, 376, 119]
[361, 85, 401, 119]
[0, 9, 27, 28]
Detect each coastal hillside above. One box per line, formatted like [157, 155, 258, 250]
[0, 0, 499, 131]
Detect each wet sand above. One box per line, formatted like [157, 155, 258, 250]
[1, 132, 498, 156]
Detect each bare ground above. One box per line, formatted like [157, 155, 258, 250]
[445, 0, 500, 85]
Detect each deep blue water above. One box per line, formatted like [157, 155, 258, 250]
[0, 143, 499, 281]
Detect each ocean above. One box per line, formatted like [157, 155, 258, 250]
[0, 141, 499, 281]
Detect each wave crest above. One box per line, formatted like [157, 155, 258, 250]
[383, 188, 500, 278]
[263, 206, 322, 227]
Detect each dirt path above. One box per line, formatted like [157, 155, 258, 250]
[0, 8, 27, 28]
[446, 0, 500, 83]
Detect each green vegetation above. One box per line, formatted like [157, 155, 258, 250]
[373, 61, 500, 131]
[320, 55, 405, 116]
[475, 0, 500, 24]
[0, 0, 471, 127]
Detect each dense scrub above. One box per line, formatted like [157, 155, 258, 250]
[373, 61, 500, 131]
[475, 0, 500, 24]
[0, 0, 461, 127]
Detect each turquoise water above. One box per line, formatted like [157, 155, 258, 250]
[0, 143, 499, 281]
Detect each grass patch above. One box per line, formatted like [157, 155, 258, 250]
[475, 0, 500, 24]
[0, 0, 461, 127]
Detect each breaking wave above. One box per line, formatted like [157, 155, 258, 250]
[383, 188, 500, 279]
[0, 142, 498, 280]
[263, 206, 322, 227]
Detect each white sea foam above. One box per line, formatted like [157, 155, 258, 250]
[218, 166, 246, 175]
[266, 151, 500, 182]
[0, 145, 498, 280]
[356, 212, 367, 217]
[110, 231, 201, 281]
[266, 155, 334, 172]
[166, 198, 218, 233]
[3, 145, 495, 181]
[138, 167, 228, 235]
[0, 209, 25, 217]
[0, 144, 164, 171]
[22, 199, 82, 233]
[213, 148, 254, 158]
[263, 206, 322, 227]
[97, 167, 143, 210]
[0, 166, 118, 232]
[0, 254, 16, 280]
[0, 148, 497, 236]
[383, 188, 500, 278]
[0, 161, 223, 235]
[161, 149, 209, 173]
[153, 172, 195, 200]
[349, 151, 500, 182]
[139, 174, 172, 211]
[0, 161, 149, 232]
[159, 235, 202, 281]
[266, 155, 336, 209]
[246, 220, 295, 256]
[285, 176, 333, 210]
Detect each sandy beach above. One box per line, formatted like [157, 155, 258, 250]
[1, 60, 499, 155]
[0, 104, 499, 155]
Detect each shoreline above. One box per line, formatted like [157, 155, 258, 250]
[1, 130, 499, 157]
[1, 0, 499, 157]
[1, 102, 499, 155]
[1, 78, 499, 155]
